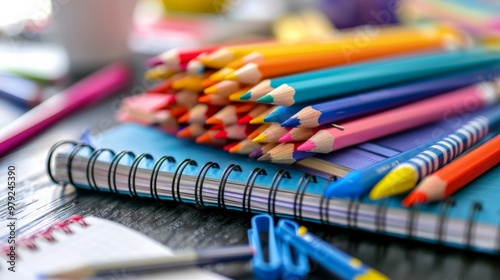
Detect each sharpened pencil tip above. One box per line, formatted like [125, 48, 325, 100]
[281, 117, 300, 127]
[225, 72, 238, 81]
[204, 86, 217, 95]
[402, 191, 428, 207]
[214, 130, 227, 139]
[278, 134, 292, 143]
[201, 79, 217, 88]
[297, 140, 316, 152]
[238, 115, 252, 124]
[252, 134, 267, 143]
[205, 116, 223, 125]
[258, 153, 271, 161]
[257, 95, 274, 104]
[240, 92, 251, 100]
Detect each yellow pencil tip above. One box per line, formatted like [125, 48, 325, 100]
[369, 166, 418, 200]
[355, 269, 389, 280]
[204, 86, 217, 95]
[252, 134, 267, 143]
[249, 116, 264, 124]
[225, 72, 238, 81]
[297, 226, 307, 236]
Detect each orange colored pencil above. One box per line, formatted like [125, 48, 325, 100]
[247, 123, 271, 139]
[404, 134, 500, 206]
[229, 139, 261, 154]
[196, 130, 227, 145]
[226, 39, 446, 84]
[198, 94, 231, 106]
[177, 124, 206, 139]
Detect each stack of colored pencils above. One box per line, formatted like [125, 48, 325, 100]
[117, 24, 500, 205]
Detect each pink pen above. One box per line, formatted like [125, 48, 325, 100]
[0, 62, 131, 156]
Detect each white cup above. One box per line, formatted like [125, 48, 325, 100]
[51, 0, 137, 73]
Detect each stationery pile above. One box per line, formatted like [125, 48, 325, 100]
[116, 23, 500, 205]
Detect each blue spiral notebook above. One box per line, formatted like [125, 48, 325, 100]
[47, 123, 500, 254]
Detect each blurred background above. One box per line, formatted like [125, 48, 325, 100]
[0, 0, 497, 131]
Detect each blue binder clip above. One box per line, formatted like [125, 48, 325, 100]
[248, 214, 310, 280]
[248, 214, 281, 280]
[277, 220, 310, 279]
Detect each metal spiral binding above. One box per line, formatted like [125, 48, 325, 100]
[217, 164, 242, 210]
[347, 198, 362, 229]
[150, 155, 176, 201]
[375, 199, 390, 233]
[319, 176, 337, 225]
[465, 202, 482, 249]
[436, 198, 456, 244]
[67, 143, 94, 187]
[406, 206, 419, 240]
[293, 174, 316, 221]
[172, 159, 198, 203]
[46, 140, 79, 184]
[0, 216, 87, 254]
[242, 168, 267, 213]
[108, 151, 135, 194]
[194, 162, 220, 208]
[268, 170, 291, 217]
[87, 148, 116, 192]
[128, 153, 153, 197]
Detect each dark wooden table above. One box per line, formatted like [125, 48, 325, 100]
[1, 56, 499, 280]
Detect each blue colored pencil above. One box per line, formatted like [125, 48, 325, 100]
[257, 50, 500, 106]
[324, 105, 500, 198]
[240, 49, 493, 101]
[282, 65, 500, 127]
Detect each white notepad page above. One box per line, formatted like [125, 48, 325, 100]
[0, 216, 227, 280]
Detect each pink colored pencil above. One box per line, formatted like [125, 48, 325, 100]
[0, 62, 131, 156]
[298, 82, 500, 153]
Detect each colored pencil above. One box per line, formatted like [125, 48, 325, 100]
[178, 104, 221, 124]
[282, 65, 500, 127]
[117, 108, 177, 127]
[238, 104, 271, 124]
[144, 65, 179, 80]
[249, 143, 278, 158]
[278, 127, 325, 143]
[370, 106, 500, 200]
[297, 82, 500, 153]
[186, 53, 208, 75]
[229, 138, 262, 154]
[202, 25, 463, 69]
[225, 35, 449, 85]
[404, 133, 500, 206]
[249, 106, 277, 124]
[169, 105, 190, 118]
[215, 124, 256, 140]
[223, 141, 239, 152]
[258, 50, 500, 106]
[196, 130, 227, 145]
[228, 86, 253, 102]
[174, 90, 199, 107]
[240, 49, 485, 102]
[258, 143, 313, 164]
[205, 68, 235, 87]
[247, 123, 271, 139]
[209, 123, 224, 131]
[206, 105, 239, 125]
[263, 104, 310, 123]
[204, 80, 241, 96]
[172, 75, 206, 92]
[252, 123, 290, 143]
[177, 124, 206, 139]
[147, 46, 221, 69]
[198, 94, 231, 106]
